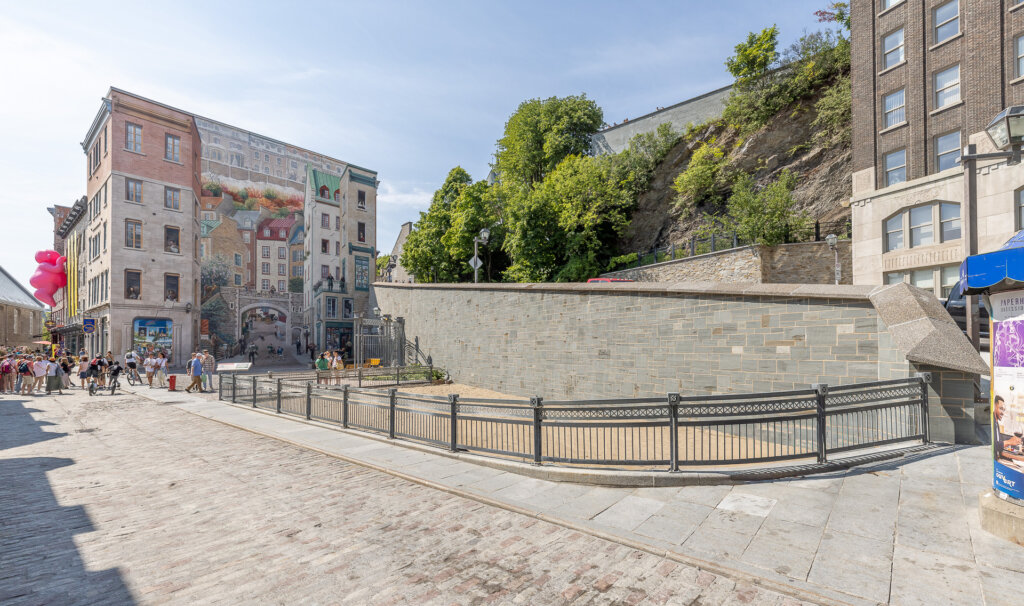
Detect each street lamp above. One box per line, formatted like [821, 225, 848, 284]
[472, 228, 490, 283]
[825, 233, 840, 285]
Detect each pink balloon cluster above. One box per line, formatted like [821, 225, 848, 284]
[29, 250, 67, 307]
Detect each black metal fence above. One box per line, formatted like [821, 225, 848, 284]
[218, 374, 930, 471]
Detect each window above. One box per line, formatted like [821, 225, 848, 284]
[885, 215, 904, 252]
[334, 190, 340, 202]
[1017, 189, 1024, 229]
[940, 265, 959, 298]
[279, 229, 286, 238]
[335, 241, 340, 255]
[164, 274, 179, 302]
[278, 246, 286, 259]
[261, 262, 270, 274]
[357, 190, 366, 210]
[357, 222, 366, 243]
[126, 178, 142, 203]
[262, 246, 270, 258]
[321, 213, 330, 228]
[102, 221, 107, 250]
[935, 131, 961, 171]
[321, 239, 329, 253]
[234, 253, 242, 266]
[278, 263, 286, 276]
[165, 134, 180, 162]
[335, 216, 340, 230]
[125, 270, 141, 299]
[909, 206, 934, 247]
[326, 297, 338, 319]
[234, 274, 242, 286]
[355, 256, 370, 290]
[126, 122, 142, 152]
[262, 228, 270, 237]
[125, 220, 142, 249]
[883, 29, 905, 69]
[935, 65, 960, 108]
[265, 153, 269, 162]
[883, 89, 905, 128]
[343, 298, 353, 319]
[881, 0, 902, 9]
[885, 272, 905, 285]
[1017, 36, 1024, 78]
[164, 226, 180, 253]
[261, 279, 270, 291]
[242, 232, 250, 243]
[940, 203, 961, 241]
[321, 264, 330, 278]
[910, 269, 934, 291]
[884, 149, 906, 186]
[164, 187, 180, 210]
[933, 1, 959, 44]
[278, 280, 286, 291]
[253, 151, 258, 159]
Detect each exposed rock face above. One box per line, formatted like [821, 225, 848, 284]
[620, 94, 851, 253]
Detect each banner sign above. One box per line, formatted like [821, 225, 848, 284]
[990, 291, 1024, 500]
[83, 318, 96, 334]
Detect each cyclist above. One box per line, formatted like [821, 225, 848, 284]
[124, 349, 141, 384]
[107, 359, 124, 395]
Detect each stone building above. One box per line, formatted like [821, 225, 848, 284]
[200, 216, 247, 289]
[381, 221, 414, 283]
[849, 0, 1024, 296]
[0, 267, 44, 350]
[255, 217, 295, 293]
[231, 209, 268, 289]
[50, 197, 88, 352]
[78, 87, 202, 364]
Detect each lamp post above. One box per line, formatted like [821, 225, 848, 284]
[472, 228, 490, 283]
[825, 233, 840, 285]
[961, 106, 1024, 350]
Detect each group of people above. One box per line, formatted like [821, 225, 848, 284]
[314, 350, 353, 384]
[184, 350, 216, 393]
[0, 353, 74, 395]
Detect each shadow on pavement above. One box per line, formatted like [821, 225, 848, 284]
[0, 399, 136, 605]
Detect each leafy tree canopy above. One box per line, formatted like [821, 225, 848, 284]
[725, 26, 779, 84]
[713, 169, 809, 246]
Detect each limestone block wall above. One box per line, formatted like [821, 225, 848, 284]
[375, 282, 988, 444]
[602, 241, 852, 285]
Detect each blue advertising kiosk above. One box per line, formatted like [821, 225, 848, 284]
[960, 231, 1024, 543]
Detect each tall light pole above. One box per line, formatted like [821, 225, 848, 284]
[961, 106, 1024, 350]
[472, 228, 490, 283]
[825, 233, 840, 285]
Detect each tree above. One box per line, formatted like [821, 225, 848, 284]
[400, 167, 472, 282]
[494, 95, 604, 186]
[671, 140, 727, 210]
[201, 255, 232, 301]
[815, 2, 851, 33]
[376, 254, 390, 275]
[725, 26, 779, 84]
[443, 181, 505, 281]
[201, 297, 234, 347]
[715, 169, 809, 246]
[288, 276, 303, 293]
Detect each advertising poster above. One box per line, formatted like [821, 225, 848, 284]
[133, 318, 173, 359]
[990, 291, 1024, 500]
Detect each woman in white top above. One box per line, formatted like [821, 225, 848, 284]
[143, 354, 156, 388]
[332, 352, 344, 384]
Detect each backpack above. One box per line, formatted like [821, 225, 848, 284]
[18, 362, 29, 374]
[0, 360, 10, 374]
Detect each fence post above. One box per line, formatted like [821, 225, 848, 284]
[846, 218, 852, 238]
[358, 366, 363, 388]
[636, 251, 642, 268]
[276, 378, 282, 414]
[219, 373, 224, 400]
[305, 383, 312, 420]
[388, 388, 397, 439]
[689, 236, 696, 256]
[231, 374, 236, 403]
[531, 396, 544, 465]
[814, 220, 821, 241]
[396, 365, 401, 387]
[732, 232, 738, 248]
[670, 244, 676, 260]
[813, 383, 828, 464]
[448, 394, 459, 452]
[342, 384, 349, 428]
[668, 393, 680, 472]
[251, 376, 257, 408]
[915, 372, 932, 442]
[710, 233, 716, 251]
[428, 364, 433, 383]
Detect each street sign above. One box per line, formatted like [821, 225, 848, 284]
[83, 318, 96, 334]
[469, 256, 482, 270]
[44, 320, 56, 329]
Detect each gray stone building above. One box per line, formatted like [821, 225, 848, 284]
[381, 221, 414, 283]
[0, 266, 45, 350]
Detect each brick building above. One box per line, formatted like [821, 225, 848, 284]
[78, 88, 202, 364]
[849, 0, 1024, 296]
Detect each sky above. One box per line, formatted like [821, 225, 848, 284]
[0, 0, 829, 292]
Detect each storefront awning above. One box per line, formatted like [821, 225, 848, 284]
[959, 230, 1024, 295]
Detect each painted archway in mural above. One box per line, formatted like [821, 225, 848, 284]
[237, 303, 291, 356]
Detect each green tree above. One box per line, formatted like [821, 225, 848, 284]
[671, 140, 727, 210]
[201, 297, 234, 346]
[715, 170, 809, 246]
[201, 255, 232, 300]
[443, 181, 505, 281]
[400, 167, 472, 282]
[725, 26, 779, 83]
[288, 276, 303, 293]
[376, 254, 390, 275]
[609, 123, 681, 198]
[494, 95, 604, 186]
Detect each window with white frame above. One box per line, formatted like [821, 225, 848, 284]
[883, 89, 905, 127]
[883, 29, 905, 69]
[321, 213, 330, 228]
[933, 1, 959, 44]
[261, 279, 270, 291]
[325, 297, 337, 319]
[935, 131, 961, 171]
[909, 206, 934, 247]
[261, 262, 270, 274]
[1016, 189, 1024, 229]
[278, 280, 285, 291]
[940, 203, 961, 241]
[885, 215, 904, 252]
[1017, 35, 1024, 78]
[911, 269, 934, 291]
[882, 0, 902, 9]
[935, 65, 960, 108]
[884, 149, 906, 186]
[884, 202, 961, 254]
[940, 265, 959, 298]
[261, 246, 270, 258]
[885, 272, 905, 285]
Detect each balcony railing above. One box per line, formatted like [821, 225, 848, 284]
[314, 279, 347, 294]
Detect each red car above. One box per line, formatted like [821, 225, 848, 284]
[586, 278, 634, 283]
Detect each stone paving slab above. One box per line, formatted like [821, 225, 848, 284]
[80, 385, 1024, 604]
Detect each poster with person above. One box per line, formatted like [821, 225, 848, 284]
[991, 291, 1024, 500]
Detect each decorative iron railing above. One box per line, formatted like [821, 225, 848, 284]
[218, 374, 931, 471]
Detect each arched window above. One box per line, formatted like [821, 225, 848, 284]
[319, 186, 329, 198]
[883, 201, 960, 253]
[334, 189, 340, 202]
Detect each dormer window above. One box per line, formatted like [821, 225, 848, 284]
[334, 189, 341, 202]
[319, 186, 329, 198]
[263, 228, 270, 237]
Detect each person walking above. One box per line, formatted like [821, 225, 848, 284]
[247, 344, 257, 367]
[45, 358, 62, 395]
[0, 354, 14, 394]
[19, 356, 34, 395]
[77, 355, 89, 389]
[32, 356, 47, 393]
[59, 356, 71, 389]
[315, 352, 329, 384]
[143, 353, 155, 387]
[201, 349, 216, 393]
[155, 352, 168, 388]
[185, 353, 203, 393]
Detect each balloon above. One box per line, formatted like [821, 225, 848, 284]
[34, 250, 60, 264]
[34, 289, 56, 307]
[31, 250, 66, 308]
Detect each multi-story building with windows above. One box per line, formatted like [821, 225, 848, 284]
[50, 197, 87, 351]
[302, 165, 378, 351]
[289, 223, 304, 283]
[850, 0, 1024, 297]
[255, 217, 295, 293]
[77, 87, 201, 363]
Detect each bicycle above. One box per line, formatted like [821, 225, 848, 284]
[125, 367, 141, 386]
[109, 374, 121, 396]
[87, 376, 97, 396]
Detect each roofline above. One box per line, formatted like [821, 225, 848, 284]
[0, 266, 44, 310]
[596, 83, 732, 134]
[56, 196, 88, 237]
[108, 86, 378, 176]
[81, 97, 112, 151]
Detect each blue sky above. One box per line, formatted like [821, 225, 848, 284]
[0, 0, 829, 290]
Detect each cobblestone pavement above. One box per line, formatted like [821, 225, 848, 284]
[0, 391, 817, 605]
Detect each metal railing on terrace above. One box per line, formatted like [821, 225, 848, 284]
[219, 373, 931, 471]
